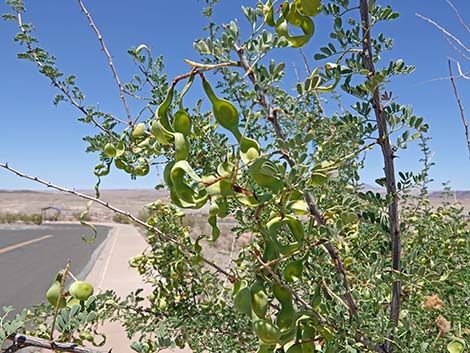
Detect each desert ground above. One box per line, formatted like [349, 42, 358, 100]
[0, 188, 468, 221]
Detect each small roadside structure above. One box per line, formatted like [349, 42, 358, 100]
[41, 206, 61, 222]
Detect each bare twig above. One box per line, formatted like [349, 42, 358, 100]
[448, 59, 470, 158]
[446, 0, 470, 33]
[416, 13, 470, 53]
[14, 13, 125, 135]
[77, 0, 133, 124]
[2, 333, 107, 353]
[360, 1, 401, 351]
[299, 48, 312, 75]
[445, 35, 470, 62]
[0, 163, 236, 282]
[234, 43, 286, 140]
[49, 260, 71, 341]
[183, 59, 240, 70]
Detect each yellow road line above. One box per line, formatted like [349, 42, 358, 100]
[0, 235, 54, 255]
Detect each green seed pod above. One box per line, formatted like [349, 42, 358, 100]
[234, 286, 252, 315]
[300, 324, 316, 353]
[46, 272, 66, 309]
[134, 158, 150, 176]
[253, 319, 282, 345]
[284, 259, 304, 282]
[69, 281, 94, 301]
[251, 281, 269, 319]
[233, 280, 248, 296]
[204, 177, 234, 197]
[174, 133, 189, 161]
[131, 123, 146, 139]
[157, 86, 175, 132]
[173, 109, 191, 135]
[103, 143, 117, 158]
[286, 345, 303, 353]
[240, 136, 261, 164]
[150, 119, 173, 145]
[202, 76, 241, 138]
[272, 283, 295, 332]
[249, 158, 284, 193]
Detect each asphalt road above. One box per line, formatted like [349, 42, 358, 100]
[0, 223, 110, 312]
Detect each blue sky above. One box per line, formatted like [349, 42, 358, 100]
[1, 0, 469, 191]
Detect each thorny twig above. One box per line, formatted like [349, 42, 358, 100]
[448, 59, 470, 158]
[50, 260, 71, 341]
[0, 163, 236, 283]
[77, 0, 133, 124]
[416, 13, 470, 53]
[14, 12, 125, 136]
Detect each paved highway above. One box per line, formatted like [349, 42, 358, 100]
[0, 223, 110, 312]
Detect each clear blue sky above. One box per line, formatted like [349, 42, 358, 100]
[1, 0, 469, 190]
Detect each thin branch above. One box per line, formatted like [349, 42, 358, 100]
[303, 192, 359, 322]
[445, 36, 470, 62]
[0, 163, 236, 282]
[2, 333, 108, 353]
[15, 13, 125, 136]
[233, 43, 286, 140]
[183, 59, 240, 70]
[299, 48, 312, 75]
[77, 0, 133, 124]
[360, 1, 401, 352]
[446, 0, 470, 33]
[416, 13, 470, 53]
[448, 59, 470, 158]
[449, 57, 470, 80]
[50, 260, 71, 341]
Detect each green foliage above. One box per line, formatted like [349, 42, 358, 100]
[112, 212, 131, 224]
[1, 0, 469, 352]
[0, 212, 42, 225]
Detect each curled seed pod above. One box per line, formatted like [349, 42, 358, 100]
[157, 86, 175, 131]
[284, 259, 304, 282]
[253, 319, 282, 345]
[201, 76, 241, 138]
[251, 281, 269, 319]
[249, 158, 284, 193]
[272, 283, 295, 332]
[174, 133, 189, 162]
[204, 176, 234, 197]
[240, 136, 261, 164]
[169, 161, 208, 209]
[150, 120, 173, 145]
[173, 109, 191, 135]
